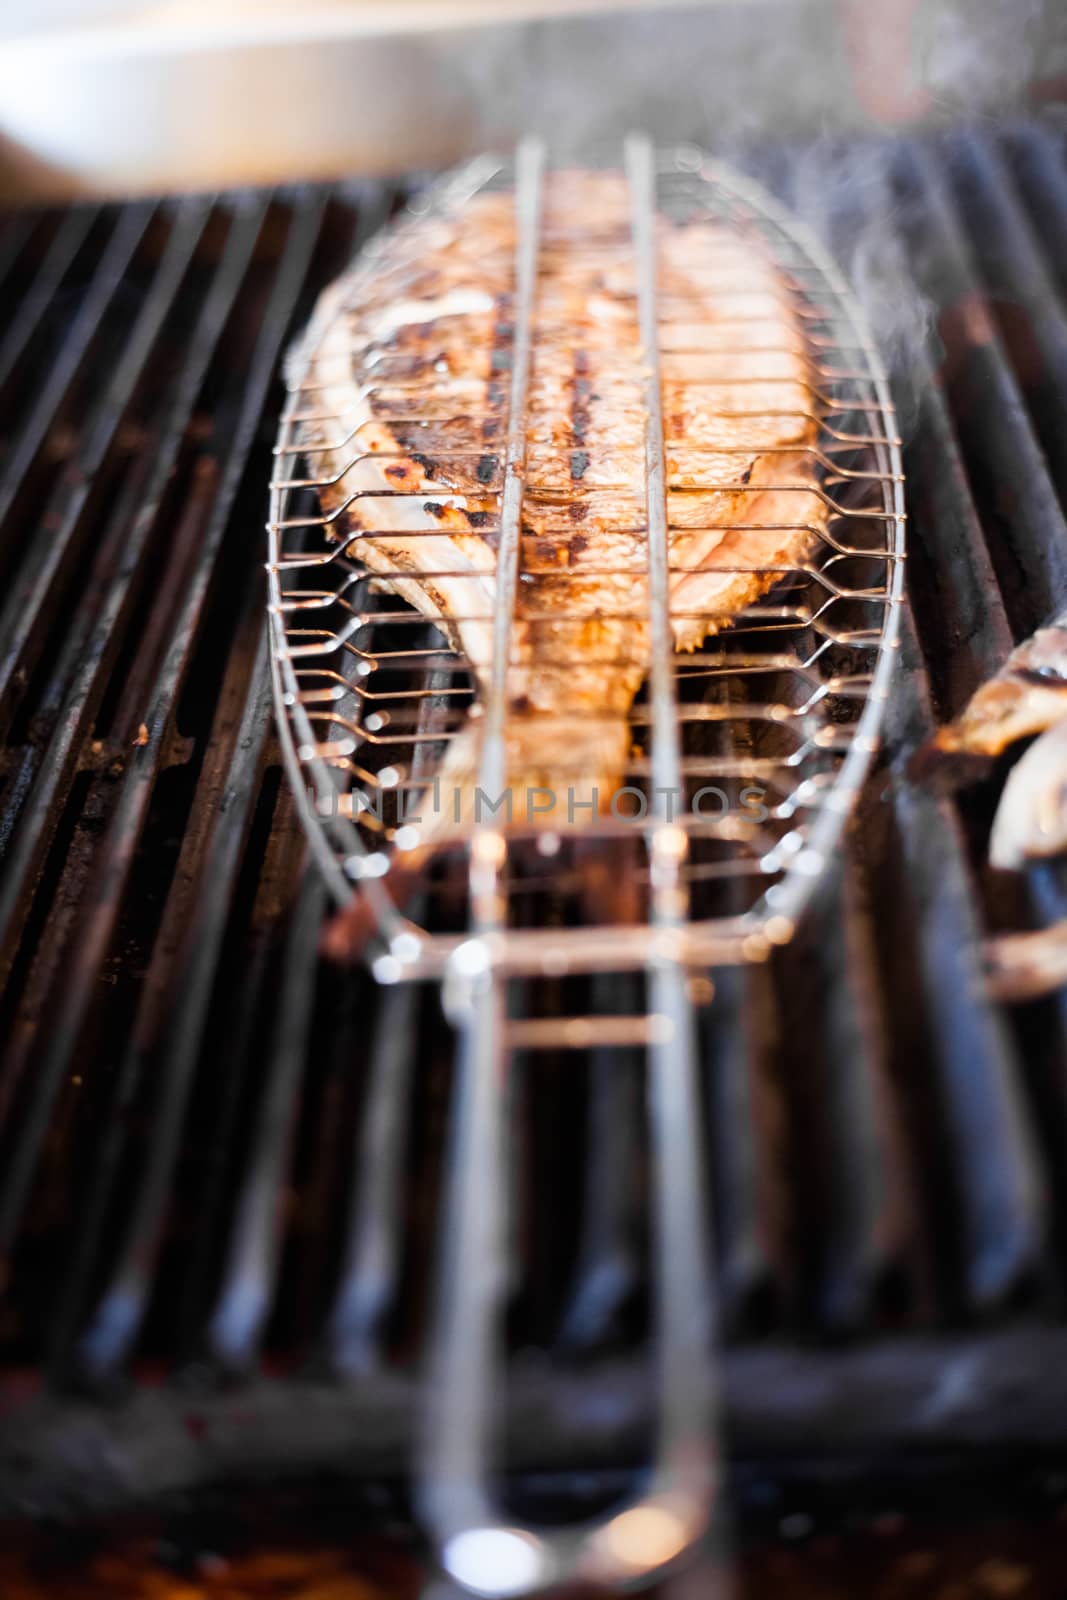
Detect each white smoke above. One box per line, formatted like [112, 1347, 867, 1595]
[430, 0, 1061, 425]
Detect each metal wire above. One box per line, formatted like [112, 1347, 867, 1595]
[267, 137, 905, 1596]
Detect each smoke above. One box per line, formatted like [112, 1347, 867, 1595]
[440, 0, 1062, 155]
[918, 0, 1055, 115]
[785, 137, 936, 433]
[430, 0, 1061, 429]
[442, 1, 850, 157]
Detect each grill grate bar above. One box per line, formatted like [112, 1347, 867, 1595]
[801, 141, 1015, 695]
[1006, 125, 1067, 304]
[324, 670, 453, 1375]
[77, 633, 276, 1376]
[0, 206, 99, 400]
[822, 854, 914, 1327]
[894, 291, 1012, 709]
[901, 142, 1067, 636]
[0, 210, 44, 311]
[557, 976, 645, 1352]
[209, 872, 326, 1369]
[0, 198, 274, 1271]
[0, 204, 158, 734]
[950, 129, 1067, 513]
[0, 444, 161, 1133]
[41, 548, 274, 1368]
[68, 198, 331, 1378]
[324, 934, 422, 1375]
[702, 968, 779, 1334]
[886, 766, 1042, 1310]
[171, 770, 310, 1364]
[0, 200, 218, 995]
[810, 147, 1046, 1317]
[771, 852, 912, 1331]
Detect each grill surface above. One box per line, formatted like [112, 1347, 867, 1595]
[2, 122, 1067, 1551]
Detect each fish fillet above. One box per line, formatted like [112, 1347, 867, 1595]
[990, 718, 1067, 869]
[924, 610, 1067, 869]
[931, 612, 1067, 759]
[292, 171, 825, 842]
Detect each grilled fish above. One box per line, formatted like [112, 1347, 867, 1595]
[990, 717, 1067, 869]
[293, 170, 825, 843]
[925, 609, 1067, 868]
[931, 611, 1067, 760]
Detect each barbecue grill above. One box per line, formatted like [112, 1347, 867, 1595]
[1, 119, 1067, 1596]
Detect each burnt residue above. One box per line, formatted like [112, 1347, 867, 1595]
[572, 348, 592, 451]
[483, 384, 505, 442]
[570, 450, 590, 482]
[481, 300, 511, 444]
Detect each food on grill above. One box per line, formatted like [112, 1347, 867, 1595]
[294, 170, 825, 844]
[931, 611, 1067, 759]
[985, 918, 1067, 1002]
[926, 609, 1067, 868]
[990, 717, 1067, 869]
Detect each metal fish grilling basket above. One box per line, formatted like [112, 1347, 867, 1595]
[267, 136, 905, 1596]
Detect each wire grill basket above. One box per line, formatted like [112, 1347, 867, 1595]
[269, 139, 904, 985]
[267, 136, 905, 1597]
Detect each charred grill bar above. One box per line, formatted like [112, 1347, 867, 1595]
[1, 124, 1067, 1563]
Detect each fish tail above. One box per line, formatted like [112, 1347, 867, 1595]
[401, 712, 633, 846]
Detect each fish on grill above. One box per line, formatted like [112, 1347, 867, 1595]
[931, 611, 1067, 760]
[926, 608, 1067, 867]
[990, 718, 1067, 869]
[293, 170, 825, 846]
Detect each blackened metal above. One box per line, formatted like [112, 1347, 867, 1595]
[2, 127, 1067, 1535]
[895, 142, 1067, 636]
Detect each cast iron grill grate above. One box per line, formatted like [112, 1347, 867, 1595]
[0, 123, 1066, 1561]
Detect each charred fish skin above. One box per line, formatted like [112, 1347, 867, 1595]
[296, 171, 825, 842]
[931, 616, 1067, 759]
[918, 611, 1067, 871]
